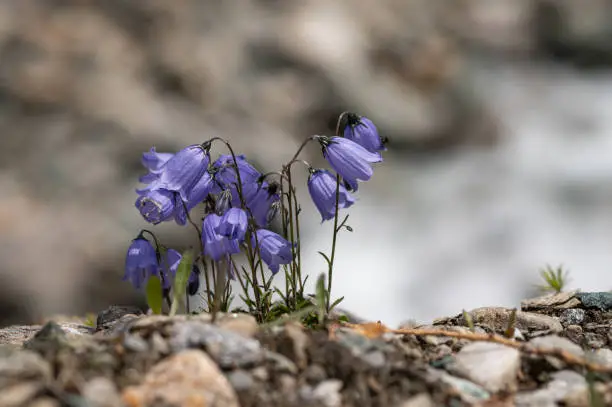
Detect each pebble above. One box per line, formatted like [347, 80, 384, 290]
[584, 332, 606, 349]
[515, 370, 587, 407]
[452, 342, 520, 393]
[265, 350, 298, 374]
[448, 307, 563, 334]
[399, 393, 435, 407]
[170, 321, 263, 369]
[299, 379, 343, 407]
[521, 291, 581, 311]
[433, 370, 490, 403]
[122, 349, 239, 407]
[559, 308, 585, 326]
[529, 335, 584, 358]
[282, 323, 310, 369]
[0, 349, 51, 385]
[217, 313, 258, 338]
[0, 382, 44, 407]
[576, 292, 612, 310]
[82, 377, 122, 407]
[594, 348, 612, 367]
[227, 369, 254, 392]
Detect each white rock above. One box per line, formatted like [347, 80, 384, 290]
[453, 342, 520, 393]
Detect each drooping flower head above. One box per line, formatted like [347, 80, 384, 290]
[307, 169, 355, 221]
[212, 154, 261, 191]
[186, 170, 214, 211]
[252, 229, 293, 274]
[135, 188, 188, 226]
[318, 136, 381, 189]
[216, 207, 248, 241]
[341, 113, 386, 153]
[187, 263, 200, 296]
[202, 214, 241, 262]
[160, 248, 182, 288]
[242, 180, 280, 227]
[139, 147, 174, 183]
[124, 236, 160, 289]
[145, 145, 210, 203]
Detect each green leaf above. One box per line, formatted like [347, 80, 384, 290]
[329, 296, 344, 311]
[169, 249, 193, 316]
[317, 251, 331, 267]
[315, 273, 326, 309]
[146, 276, 164, 315]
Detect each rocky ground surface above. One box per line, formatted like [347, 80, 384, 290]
[1, 291, 612, 407]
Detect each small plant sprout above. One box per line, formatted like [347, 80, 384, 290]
[537, 264, 571, 294]
[123, 112, 385, 323]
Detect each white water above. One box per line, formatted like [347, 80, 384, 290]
[301, 62, 612, 326]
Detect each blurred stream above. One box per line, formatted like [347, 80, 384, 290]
[302, 61, 612, 326]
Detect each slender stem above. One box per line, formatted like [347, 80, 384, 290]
[201, 258, 213, 312]
[140, 230, 173, 310]
[326, 174, 341, 311]
[285, 168, 298, 310]
[290, 184, 303, 296]
[286, 136, 316, 168]
[212, 259, 227, 323]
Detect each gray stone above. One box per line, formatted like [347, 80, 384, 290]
[594, 348, 612, 367]
[399, 393, 435, 407]
[299, 379, 343, 407]
[265, 351, 298, 375]
[227, 369, 254, 392]
[361, 350, 386, 369]
[169, 321, 263, 369]
[445, 307, 563, 334]
[122, 334, 149, 353]
[559, 308, 585, 326]
[521, 291, 581, 311]
[0, 349, 51, 387]
[433, 370, 490, 403]
[515, 370, 587, 407]
[576, 292, 612, 310]
[81, 377, 122, 407]
[216, 313, 258, 338]
[0, 382, 44, 407]
[584, 332, 606, 349]
[304, 364, 327, 384]
[121, 349, 239, 407]
[452, 342, 520, 393]
[529, 335, 584, 358]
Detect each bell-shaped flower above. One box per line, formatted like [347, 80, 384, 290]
[217, 208, 248, 241]
[145, 145, 209, 202]
[319, 136, 381, 188]
[243, 181, 280, 227]
[135, 189, 187, 226]
[202, 214, 241, 262]
[186, 170, 213, 211]
[139, 147, 174, 183]
[123, 237, 160, 289]
[213, 154, 261, 190]
[252, 229, 293, 274]
[308, 169, 355, 221]
[160, 248, 182, 288]
[343, 114, 385, 154]
[135, 189, 177, 224]
[187, 264, 200, 296]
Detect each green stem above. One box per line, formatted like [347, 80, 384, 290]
[326, 174, 341, 311]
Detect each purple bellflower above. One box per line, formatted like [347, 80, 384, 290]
[187, 264, 200, 296]
[252, 229, 293, 274]
[343, 113, 386, 154]
[217, 207, 248, 241]
[160, 248, 182, 288]
[186, 170, 213, 211]
[319, 136, 381, 189]
[202, 214, 241, 262]
[144, 145, 210, 202]
[135, 189, 188, 226]
[307, 169, 355, 221]
[123, 237, 160, 289]
[213, 154, 261, 191]
[242, 181, 280, 227]
[139, 147, 174, 183]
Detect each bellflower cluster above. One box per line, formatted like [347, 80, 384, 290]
[124, 112, 385, 321]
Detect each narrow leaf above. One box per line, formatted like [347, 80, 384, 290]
[145, 276, 163, 315]
[170, 249, 193, 316]
[315, 273, 326, 309]
[317, 251, 332, 267]
[329, 296, 345, 311]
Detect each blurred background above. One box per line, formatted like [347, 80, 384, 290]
[2, 0, 612, 327]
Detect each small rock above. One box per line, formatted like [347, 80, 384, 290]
[82, 377, 122, 407]
[521, 291, 581, 311]
[96, 305, 143, 331]
[515, 370, 587, 407]
[452, 342, 520, 393]
[123, 334, 149, 353]
[303, 364, 327, 384]
[265, 350, 298, 375]
[594, 348, 612, 367]
[584, 332, 606, 349]
[0, 382, 44, 407]
[432, 370, 490, 403]
[441, 307, 563, 334]
[529, 335, 584, 358]
[227, 369, 254, 392]
[27, 397, 61, 407]
[564, 325, 583, 344]
[300, 379, 343, 407]
[251, 366, 269, 381]
[399, 393, 435, 407]
[121, 349, 239, 407]
[280, 323, 310, 369]
[576, 292, 612, 310]
[559, 309, 585, 326]
[361, 350, 386, 369]
[170, 321, 263, 369]
[216, 313, 258, 338]
[0, 349, 51, 387]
